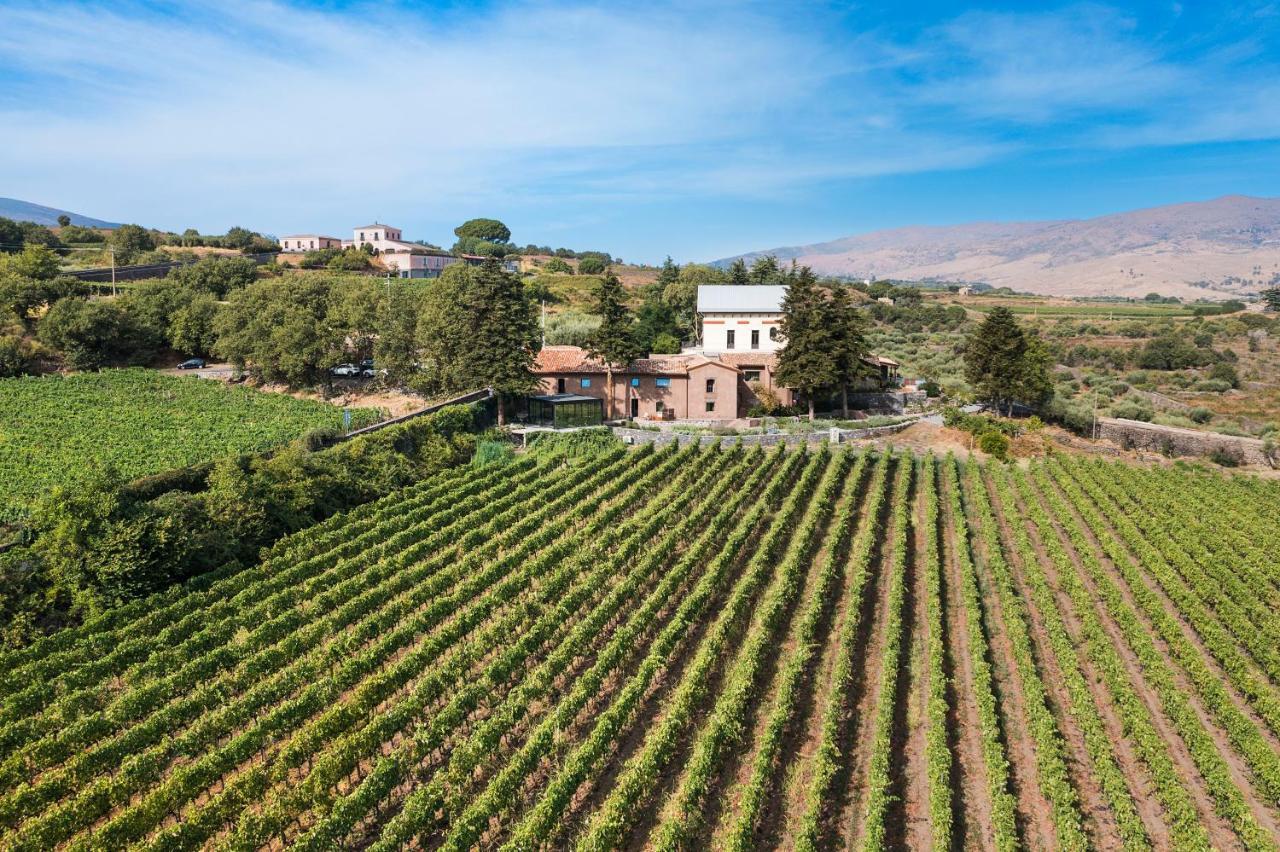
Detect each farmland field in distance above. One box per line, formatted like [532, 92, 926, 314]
[1, 441, 1279, 849]
[0, 368, 381, 519]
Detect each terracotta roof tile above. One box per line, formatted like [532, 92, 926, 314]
[534, 346, 742, 376]
[717, 352, 778, 369]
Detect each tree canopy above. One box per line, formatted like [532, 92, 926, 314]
[109, 224, 156, 264]
[454, 218, 512, 244]
[586, 273, 640, 418]
[214, 276, 342, 386]
[774, 266, 839, 420]
[167, 255, 258, 298]
[963, 306, 1053, 414]
[577, 256, 607, 275]
[0, 218, 23, 253]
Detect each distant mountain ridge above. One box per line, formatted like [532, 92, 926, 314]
[0, 197, 120, 229]
[716, 195, 1280, 299]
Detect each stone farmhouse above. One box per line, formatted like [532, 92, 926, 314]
[533, 284, 900, 420]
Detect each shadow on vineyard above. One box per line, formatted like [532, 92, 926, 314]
[0, 440, 1277, 849]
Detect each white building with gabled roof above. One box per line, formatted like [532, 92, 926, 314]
[696, 284, 787, 354]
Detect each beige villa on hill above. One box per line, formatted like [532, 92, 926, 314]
[280, 223, 517, 278]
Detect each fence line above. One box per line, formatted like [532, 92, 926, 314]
[339, 388, 493, 441]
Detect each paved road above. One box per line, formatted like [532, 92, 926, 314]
[163, 363, 236, 380]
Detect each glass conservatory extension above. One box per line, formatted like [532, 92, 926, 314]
[527, 393, 604, 429]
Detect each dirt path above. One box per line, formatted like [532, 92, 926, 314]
[1068, 469, 1280, 754]
[560, 455, 827, 849]
[1018, 473, 1172, 849]
[677, 458, 861, 849]
[1055, 475, 1280, 841]
[897, 473, 932, 850]
[1038, 469, 1242, 848]
[960, 473, 1057, 850]
[771, 465, 885, 851]
[937, 470, 997, 851]
[837, 462, 906, 850]
[708, 459, 869, 849]
[982, 468, 1124, 850]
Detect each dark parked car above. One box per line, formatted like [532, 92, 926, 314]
[177, 358, 206, 370]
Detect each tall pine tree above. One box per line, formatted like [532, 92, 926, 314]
[774, 266, 838, 420]
[728, 258, 749, 286]
[585, 273, 640, 419]
[656, 256, 680, 289]
[456, 259, 540, 425]
[963, 306, 1050, 415]
[828, 284, 870, 417]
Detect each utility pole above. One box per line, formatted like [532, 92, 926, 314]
[541, 299, 546, 348]
[1092, 389, 1100, 440]
[110, 248, 117, 297]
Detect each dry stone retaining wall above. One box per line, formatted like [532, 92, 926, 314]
[1099, 417, 1273, 466]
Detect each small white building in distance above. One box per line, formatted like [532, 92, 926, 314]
[696, 285, 786, 353]
[280, 234, 342, 252]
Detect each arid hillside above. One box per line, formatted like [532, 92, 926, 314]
[721, 195, 1280, 300]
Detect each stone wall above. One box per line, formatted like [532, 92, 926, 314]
[611, 418, 918, 448]
[1098, 417, 1274, 467]
[845, 391, 929, 414]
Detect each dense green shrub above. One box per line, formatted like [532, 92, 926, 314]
[1043, 396, 1095, 434]
[1209, 361, 1239, 388]
[1109, 401, 1155, 422]
[978, 430, 1010, 460]
[0, 334, 36, 377]
[577, 256, 608, 274]
[942, 407, 1020, 437]
[38, 298, 153, 370]
[1188, 407, 1214, 424]
[528, 426, 620, 459]
[1207, 447, 1242, 467]
[473, 437, 515, 466]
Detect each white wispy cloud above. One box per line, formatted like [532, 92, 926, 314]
[0, 0, 1276, 256]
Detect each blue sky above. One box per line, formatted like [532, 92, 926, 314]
[1, 0, 1278, 263]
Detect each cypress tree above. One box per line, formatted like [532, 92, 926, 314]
[586, 273, 640, 419]
[656, 256, 680, 289]
[457, 259, 540, 425]
[828, 284, 870, 417]
[963, 306, 1028, 415]
[775, 266, 838, 421]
